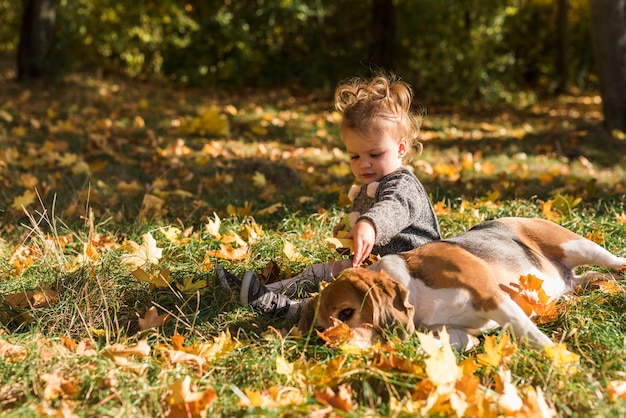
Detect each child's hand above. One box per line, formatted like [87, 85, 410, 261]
[348, 219, 376, 267]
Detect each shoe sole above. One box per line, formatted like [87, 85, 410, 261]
[240, 271, 256, 306]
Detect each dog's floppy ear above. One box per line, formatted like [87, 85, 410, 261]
[297, 294, 319, 333]
[356, 269, 416, 338]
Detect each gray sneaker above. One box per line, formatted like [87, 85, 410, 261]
[241, 271, 292, 317]
[216, 264, 242, 291]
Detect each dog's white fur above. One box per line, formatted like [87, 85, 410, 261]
[298, 217, 626, 350]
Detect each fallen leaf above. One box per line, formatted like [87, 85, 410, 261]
[608, 380, 626, 400]
[544, 343, 580, 375]
[137, 306, 172, 330]
[0, 338, 28, 362]
[167, 376, 216, 418]
[314, 384, 354, 412]
[40, 372, 81, 400]
[418, 328, 462, 386]
[244, 386, 305, 408]
[476, 333, 516, 368]
[4, 285, 59, 309]
[11, 189, 37, 210]
[120, 232, 163, 270]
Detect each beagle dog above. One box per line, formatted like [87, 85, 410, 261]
[298, 217, 626, 350]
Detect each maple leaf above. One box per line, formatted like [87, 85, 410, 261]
[120, 232, 163, 270]
[283, 239, 303, 261]
[325, 236, 354, 254]
[137, 306, 172, 330]
[166, 376, 216, 418]
[0, 337, 28, 362]
[104, 340, 151, 368]
[11, 189, 36, 210]
[130, 267, 172, 288]
[508, 274, 559, 322]
[495, 369, 523, 414]
[177, 275, 207, 294]
[544, 343, 580, 375]
[140, 194, 167, 218]
[164, 349, 207, 373]
[314, 384, 354, 412]
[9, 244, 42, 275]
[205, 232, 249, 261]
[204, 212, 222, 238]
[244, 386, 305, 409]
[4, 285, 59, 309]
[40, 372, 81, 400]
[607, 380, 626, 400]
[418, 328, 462, 386]
[476, 333, 516, 368]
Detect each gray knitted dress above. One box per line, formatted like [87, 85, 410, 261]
[348, 167, 441, 256]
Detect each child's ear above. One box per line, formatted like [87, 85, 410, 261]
[398, 139, 408, 158]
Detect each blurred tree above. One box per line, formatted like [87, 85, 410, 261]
[590, 0, 626, 132]
[18, 0, 57, 81]
[370, 0, 395, 71]
[555, 0, 569, 94]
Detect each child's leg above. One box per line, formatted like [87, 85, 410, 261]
[266, 258, 353, 298]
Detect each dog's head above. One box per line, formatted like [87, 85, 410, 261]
[297, 268, 415, 338]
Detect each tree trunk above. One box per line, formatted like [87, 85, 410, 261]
[555, 0, 569, 94]
[589, 0, 626, 132]
[370, 0, 395, 71]
[18, 0, 57, 81]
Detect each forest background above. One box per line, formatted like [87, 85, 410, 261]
[2, 0, 626, 417]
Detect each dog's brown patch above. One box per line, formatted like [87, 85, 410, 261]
[401, 242, 505, 312]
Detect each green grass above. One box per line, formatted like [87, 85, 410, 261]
[1, 74, 626, 416]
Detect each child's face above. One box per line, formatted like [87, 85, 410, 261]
[342, 124, 407, 184]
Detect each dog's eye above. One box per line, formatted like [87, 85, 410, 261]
[338, 308, 355, 322]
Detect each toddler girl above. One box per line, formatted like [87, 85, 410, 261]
[218, 74, 441, 317]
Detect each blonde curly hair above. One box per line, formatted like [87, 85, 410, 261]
[334, 75, 424, 162]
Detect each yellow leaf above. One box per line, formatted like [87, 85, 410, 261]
[283, 240, 302, 261]
[608, 380, 626, 400]
[417, 328, 462, 386]
[325, 237, 354, 253]
[244, 386, 305, 408]
[167, 376, 216, 418]
[11, 189, 36, 210]
[252, 171, 267, 187]
[544, 343, 580, 375]
[257, 202, 283, 215]
[205, 241, 249, 261]
[476, 333, 516, 368]
[120, 232, 163, 270]
[178, 276, 207, 294]
[130, 267, 172, 288]
[205, 212, 221, 238]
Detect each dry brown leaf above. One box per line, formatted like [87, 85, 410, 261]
[104, 340, 151, 366]
[166, 376, 216, 418]
[314, 384, 354, 412]
[4, 285, 59, 309]
[40, 372, 81, 400]
[0, 338, 28, 362]
[137, 306, 172, 330]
